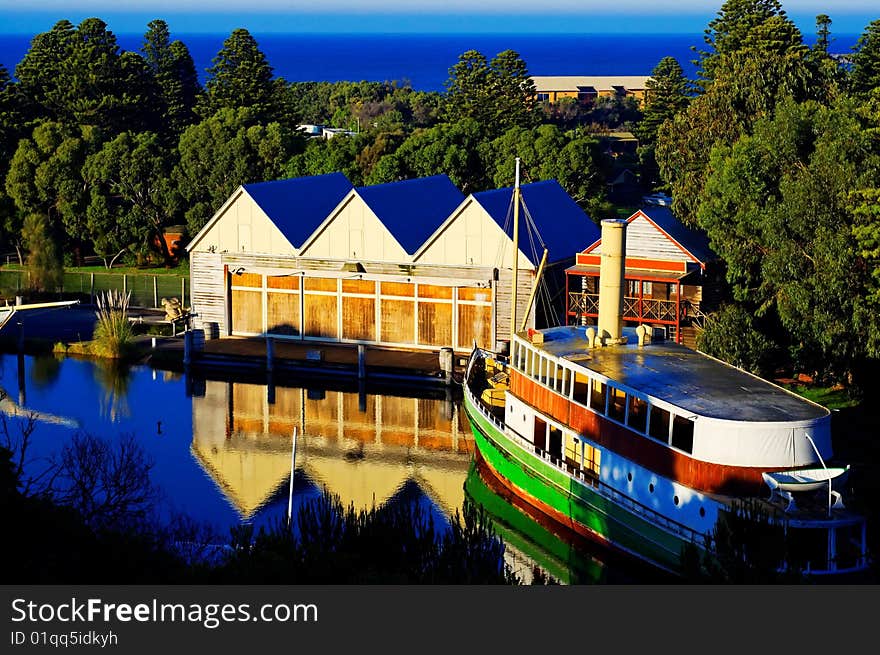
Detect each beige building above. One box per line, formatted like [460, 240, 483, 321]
[531, 75, 652, 105]
[187, 174, 598, 353]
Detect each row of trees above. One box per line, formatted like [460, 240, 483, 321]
[647, 1, 880, 389]
[0, 18, 630, 291]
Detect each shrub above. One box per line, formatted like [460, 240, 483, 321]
[91, 289, 134, 358]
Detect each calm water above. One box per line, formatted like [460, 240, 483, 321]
[0, 32, 863, 93]
[1, 352, 630, 583]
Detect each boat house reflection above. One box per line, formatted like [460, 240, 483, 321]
[191, 379, 472, 519]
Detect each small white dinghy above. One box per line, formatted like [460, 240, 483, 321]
[762, 466, 850, 512]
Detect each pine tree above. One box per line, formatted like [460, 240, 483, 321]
[200, 28, 279, 123]
[637, 57, 692, 190]
[851, 19, 880, 95]
[142, 20, 201, 141]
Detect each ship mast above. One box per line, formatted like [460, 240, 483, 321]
[510, 157, 521, 345]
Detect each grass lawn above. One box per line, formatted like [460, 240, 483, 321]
[0, 263, 188, 276]
[779, 383, 860, 410]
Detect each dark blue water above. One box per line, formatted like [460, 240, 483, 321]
[0, 353, 468, 539]
[0, 32, 862, 92]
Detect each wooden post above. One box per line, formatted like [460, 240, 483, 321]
[17, 321, 24, 353]
[123, 274, 127, 297]
[181, 277, 185, 308]
[358, 344, 366, 380]
[266, 336, 275, 373]
[439, 347, 454, 386]
[89, 273, 94, 304]
[153, 276, 158, 308]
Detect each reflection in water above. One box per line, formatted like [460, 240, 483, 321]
[92, 359, 133, 422]
[191, 379, 472, 521]
[30, 354, 63, 389]
[465, 458, 658, 584]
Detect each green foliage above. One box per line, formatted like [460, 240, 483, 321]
[200, 28, 281, 124]
[286, 132, 369, 185]
[210, 490, 518, 584]
[444, 49, 539, 137]
[368, 119, 490, 192]
[141, 20, 201, 142]
[486, 124, 609, 209]
[697, 97, 880, 382]
[683, 499, 803, 583]
[175, 108, 298, 236]
[22, 211, 63, 291]
[14, 18, 157, 133]
[91, 289, 135, 358]
[659, 0, 827, 226]
[637, 57, 692, 190]
[696, 304, 778, 376]
[83, 131, 180, 265]
[851, 19, 880, 96]
[5, 121, 102, 256]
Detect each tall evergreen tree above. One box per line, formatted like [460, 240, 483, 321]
[815, 14, 832, 54]
[142, 19, 201, 141]
[0, 64, 26, 262]
[636, 57, 692, 190]
[15, 18, 156, 133]
[200, 28, 280, 123]
[850, 19, 880, 96]
[444, 49, 538, 136]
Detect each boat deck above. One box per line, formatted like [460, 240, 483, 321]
[525, 326, 827, 422]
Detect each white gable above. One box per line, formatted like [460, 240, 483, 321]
[188, 188, 296, 256]
[299, 192, 409, 262]
[591, 213, 689, 263]
[415, 198, 535, 269]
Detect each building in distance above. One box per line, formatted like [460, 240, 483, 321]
[531, 76, 652, 105]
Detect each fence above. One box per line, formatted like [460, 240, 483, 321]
[0, 269, 189, 309]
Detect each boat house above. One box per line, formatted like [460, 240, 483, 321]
[564, 206, 717, 345]
[187, 173, 597, 353]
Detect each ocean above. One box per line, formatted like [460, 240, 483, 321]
[0, 31, 862, 93]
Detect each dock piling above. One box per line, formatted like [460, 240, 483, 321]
[266, 336, 275, 373]
[358, 344, 366, 380]
[183, 330, 192, 368]
[440, 347, 454, 385]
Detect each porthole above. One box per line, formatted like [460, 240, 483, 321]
[673, 495, 679, 506]
[648, 483, 654, 493]
[699, 507, 706, 518]
[523, 414, 526, 422]
[627, 472, 633, 483]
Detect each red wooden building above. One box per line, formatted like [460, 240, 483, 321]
[565, 207, 716, 346]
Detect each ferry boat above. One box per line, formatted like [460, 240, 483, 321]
[462, 161, 870, 579]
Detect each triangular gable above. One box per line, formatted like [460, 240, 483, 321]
[356, 175, 465, 255]
[579, 209, 712, 269]
[298, 189, 410, 262]
[186, 172, 353, 254]
[413, 195, 535, 269]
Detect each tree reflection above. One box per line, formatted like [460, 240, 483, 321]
[92, 360, 132, 422]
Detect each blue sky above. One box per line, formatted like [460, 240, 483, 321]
[0, 1, 876, 34]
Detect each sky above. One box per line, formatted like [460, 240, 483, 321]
[0, 1, 876, 34]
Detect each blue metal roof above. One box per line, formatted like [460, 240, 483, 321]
[474, 180, 599, 265]
[356, 175, 465, 255]
[638, 206, 715, 264]
[243, 172, 353, 248]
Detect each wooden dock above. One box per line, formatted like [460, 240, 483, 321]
[174, 336, 465, 387]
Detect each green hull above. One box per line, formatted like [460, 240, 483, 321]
[464, 460, 612, 584]
[464, 391, 698, 576]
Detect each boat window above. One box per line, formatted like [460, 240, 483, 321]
[560, 367, 570, 396]
[512, 341, 521, 371]
[627, 395, 648, 433]
[671, 415, 694, 453]
[565, 434, 582, 468]
[590, 379, 607, 413]
[553, 363, 563, 393]
[608, 387, 626, 422]
[573, 372, 590, 405]
[548, 425, 562, 463]
[584, 443, 601, 476]
[648, 406, 671, 443]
